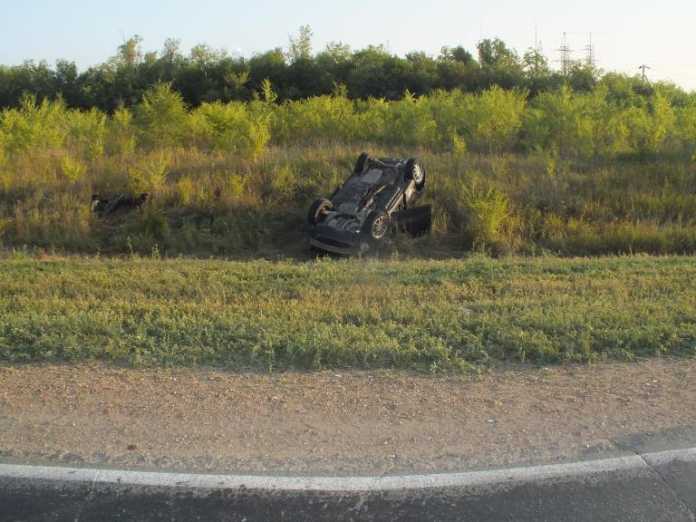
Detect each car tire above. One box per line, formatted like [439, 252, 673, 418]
[354, 152, 369, 174]
[307, 198, 333, 226]
[362, 210, 390, 242]
[405, 159, 426, 191]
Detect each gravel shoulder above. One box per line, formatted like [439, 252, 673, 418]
[1, 359, 695, 475]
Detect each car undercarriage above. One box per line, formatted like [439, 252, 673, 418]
[307, 153, 431, 254]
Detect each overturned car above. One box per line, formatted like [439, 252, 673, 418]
[307, 153, 431, 255]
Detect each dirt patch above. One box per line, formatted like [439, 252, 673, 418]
[1, 359, 695, 474]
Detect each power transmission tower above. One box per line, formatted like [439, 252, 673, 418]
[639, 64, 651, 82]
[532, 25, 544, 56]
[557, 32, 572, 75]
[584, 33, 595, 68]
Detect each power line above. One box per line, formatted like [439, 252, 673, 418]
[639, 64, 651, 82]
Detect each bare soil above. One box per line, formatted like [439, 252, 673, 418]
[1, 359, 695, 475]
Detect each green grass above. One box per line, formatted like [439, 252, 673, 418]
[1, 254, 695, 372]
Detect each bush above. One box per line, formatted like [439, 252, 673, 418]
[191, 101, 270, 159]
[127, 151, 171, 194]
[107, 107, 136, 156]
[59, 155, 86, 184]
[381, 91, 437, 147]
[135, 83, 188, 149]
[523, 86, 592, 158]
[272, 95, 356, 145]
[459, 181, 511, 249]
[673, 104, 696, 159]
[464, 87, 527, 152]
[624, 93, 675, 156]
[0, 96, 66, 156]
[65, 108, 107, 160]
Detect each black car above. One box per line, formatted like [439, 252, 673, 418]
[307, 153, 431, 255]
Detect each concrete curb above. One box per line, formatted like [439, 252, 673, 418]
[2, 446, 696, 493]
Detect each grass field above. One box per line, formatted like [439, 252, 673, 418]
[1, 254, 694, 372]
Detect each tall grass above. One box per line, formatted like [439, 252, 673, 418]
[1, 83, 696, 256]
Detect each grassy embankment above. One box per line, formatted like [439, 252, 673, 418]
[1, 255, 694, 372]
[6, 145, 696, 258]
[3, 86, 696, 258]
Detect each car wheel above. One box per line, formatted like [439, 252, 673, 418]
[354, 152, 369, 174]
[307, 198, 333, 226]
[405, 159, 426, 191]
[362, 210, 390, 241]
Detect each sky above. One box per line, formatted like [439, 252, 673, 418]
[1, 0, 695, 90]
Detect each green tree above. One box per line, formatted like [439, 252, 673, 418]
[440, 46, 476, 65]
[323, 42, 351, 62]
[162, 38, 182, 62]
[477, 38, 519, 69]
[117, 35, 143, 66]
[288, 25, 313, 63]
[522, 48, 549, 80]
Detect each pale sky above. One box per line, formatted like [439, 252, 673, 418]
[1, 0, 695, 90]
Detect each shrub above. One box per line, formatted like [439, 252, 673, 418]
[191, 101, 269, 159]
[0, 127, 5, 167]
[624, 93, 675, 156]
[127, 152, 171, 194]
[175, 176, 196, 206]
[673, 104, 696, 159]
[465, 87, 527, 152]
[459, 181, 511, 249]
[382, 91, 437, 147]
[65, 108, 107, 160]
[59, 155, 86, 184]
[353, 98, 388, 142]
[107, 107, 136, 156]
[135, 83, 188, 149]
[419, 90, 467, 150]
[0, 96, 66, 156]
[523, 86, 592, 158]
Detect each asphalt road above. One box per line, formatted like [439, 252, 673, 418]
[2, 452, 695, 522]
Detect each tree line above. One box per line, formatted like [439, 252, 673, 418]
[1, 27, 692, 112]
